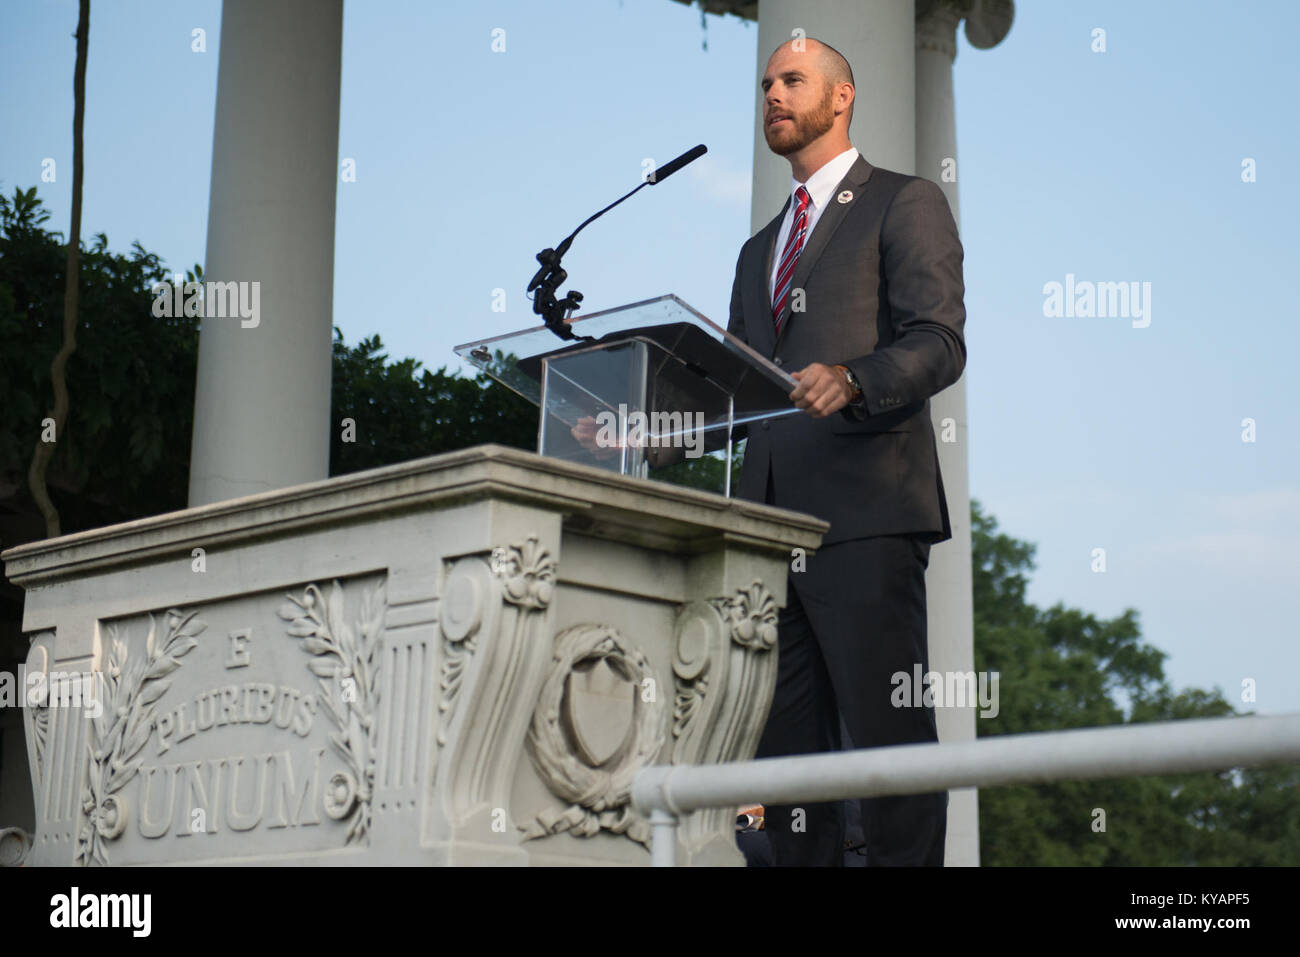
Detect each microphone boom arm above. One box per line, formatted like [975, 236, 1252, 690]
[528, 144, 707, 341]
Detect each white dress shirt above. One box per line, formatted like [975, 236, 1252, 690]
[768, 146, 860, 304]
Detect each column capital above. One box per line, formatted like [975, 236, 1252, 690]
[916, 0, 1015, 60]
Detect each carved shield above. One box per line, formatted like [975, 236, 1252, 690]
[563, 657, 636, 767]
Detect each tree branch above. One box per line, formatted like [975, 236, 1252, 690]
[28, 0, 89, 538]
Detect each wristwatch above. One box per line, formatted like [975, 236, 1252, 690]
[834, 364, 864, 403]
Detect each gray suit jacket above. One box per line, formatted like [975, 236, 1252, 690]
[727, 154, 966, 545]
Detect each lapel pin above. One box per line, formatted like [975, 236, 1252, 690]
[836, 190, 854, 204]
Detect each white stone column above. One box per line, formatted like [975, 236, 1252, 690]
[188, 0, 343, 506]
[915, 0, 1014, 866]
[751, 0, 916, 232]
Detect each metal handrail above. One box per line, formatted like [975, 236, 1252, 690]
[632, 712, 1300, 866]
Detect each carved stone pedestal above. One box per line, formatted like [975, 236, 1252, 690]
[2, 445, 825, 866]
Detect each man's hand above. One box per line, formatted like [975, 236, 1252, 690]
[570, 415, 619, 460]
[570, 414, 682, 468]
[790, 362, 855, 418]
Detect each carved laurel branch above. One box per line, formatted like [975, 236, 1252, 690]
[523, 624, 664, 849]
[76, 610, 204, 867]
[279, 580, 385, 846]
[672, 580, 778, 747]
[437, 537, 555, 749]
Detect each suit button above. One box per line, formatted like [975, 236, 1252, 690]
[774, 357, 783, 366]
[761, 421, 771, 430]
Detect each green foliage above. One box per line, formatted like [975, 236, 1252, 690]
[0, 186, 196, 530]
[972, 499, 1300, 865]
[328, 331, 535, 475]
[0, 187, 537, 540]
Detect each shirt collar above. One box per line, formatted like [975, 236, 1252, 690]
[791, 146, 860, 212]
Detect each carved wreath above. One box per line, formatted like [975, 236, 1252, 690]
[77, 610, 204, 866]
[523, 624, 665, 848]
[279, 580, 384, 846]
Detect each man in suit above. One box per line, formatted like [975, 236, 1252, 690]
[730, 37, 966, 866]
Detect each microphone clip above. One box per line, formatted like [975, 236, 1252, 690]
[530, 247, 584, 341]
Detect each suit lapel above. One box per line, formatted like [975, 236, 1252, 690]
[769, 154, 875, 352]
[762, 198, 788, 316]
[746, 198, 788, 358]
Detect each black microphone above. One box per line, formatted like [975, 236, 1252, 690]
[528, 144, 708, 340]
[647, 144, 707, 184]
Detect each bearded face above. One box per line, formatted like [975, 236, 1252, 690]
[764, 80, 837, 156]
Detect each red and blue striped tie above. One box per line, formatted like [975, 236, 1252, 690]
[772, 184, 811, 336]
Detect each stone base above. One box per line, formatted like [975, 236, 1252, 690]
[2, 445, 825, 866]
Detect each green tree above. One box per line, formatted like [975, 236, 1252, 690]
[972, 499, 1300, 865]
[0, 186, 196, 535]
[29, 0, 90, 538]
[329, 331, 534, 474]
[0, 187, 538, 543]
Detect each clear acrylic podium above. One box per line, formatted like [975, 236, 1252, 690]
[454, 295, 799, 496]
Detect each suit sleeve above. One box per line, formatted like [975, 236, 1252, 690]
[840, 177, 966, 422]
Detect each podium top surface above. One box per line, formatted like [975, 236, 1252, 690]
[2, 444, 828, 585]
[454, 295, 798, 425]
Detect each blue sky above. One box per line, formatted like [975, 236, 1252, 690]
[3, 1, 1298, 714]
